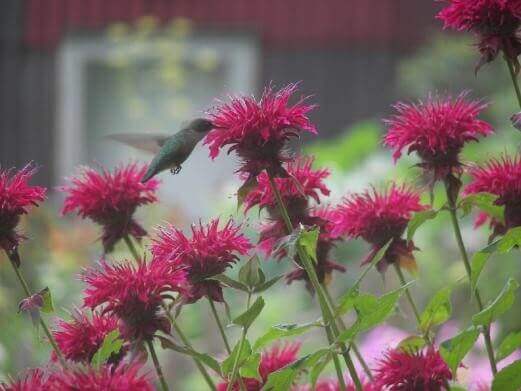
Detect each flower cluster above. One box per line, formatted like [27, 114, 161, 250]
[60, 163, 159, 253]
[0, 165, 46, 255]
[384, 94, 493, 183]
[217, 342, 301, 391]
[151, 218, 252, 303]
[438, 0, 521, 71]
[332, 184, 426, 272]
[82, 259, 185, 341]
[206, 84, 317, 180]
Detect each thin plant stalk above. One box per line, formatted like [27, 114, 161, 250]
[444, 184, 498, 374]
[267, 174, 362, 391]
[123, 234, 141, 261]
[208, 298, 232, 354]
[146, 339, 169, 391]
[6, 250, 68, 369]
[505, 56, 521, 109]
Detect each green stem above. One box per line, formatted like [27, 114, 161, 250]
[505, 56, 521, 109]
[6, 250, 68, 369]
[146, 339, 169, 391]
[208, 298, 232, 354]
[227, 292, 251, 391]
[267, 174, 362, 391]
[123, 235, 141, 261]
[444, 184, 498, 375]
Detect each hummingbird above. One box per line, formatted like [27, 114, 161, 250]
[107, 118, 214, 182]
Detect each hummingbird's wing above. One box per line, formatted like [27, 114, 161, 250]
[105, 133, 170, 154]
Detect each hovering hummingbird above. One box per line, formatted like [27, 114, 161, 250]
[107, 118, 214, 182]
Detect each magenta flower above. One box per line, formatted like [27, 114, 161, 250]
[52, 310, 120, 364]
[217, 342, 301, 391]
[296, 378, 377, 391]
[0, 165, 46, 256]
[465, 154, 521, 237]
[206, 84, 317, 180]
[438, 0, 521, 71]
[60, 163, 159, 253]
[374, 347, 452, 391]
[1, 369, 50, 391]
[151, 218, 252, 303]
[82, 259, 185, 341]
[49, 362, 153, 391]
[332, 184, 426, 272]
[384, 94, 493, 183]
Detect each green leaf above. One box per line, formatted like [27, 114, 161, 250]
[397, 336, 427, 353]
[440, 327, 480, 374]
[92, 330, 123, 367]
[407, 209, 439, 242]
[309, 353, 332, 388]
[222, 340, 252, 376]
[239, 255, 263, 288]
[253, 322, 318, 352]
[335, 287, 360, 317]
[419, 287, 452, 333]
[39, 287, 54, 314]
[237, 176, 258, 211]
[252, 275, 283, 293]
[472, 278, 520, 326]
[298, 226, 319, 263]
[232, 297, 265, 330]
[273, 230, 300, 261]
[496, 331, 521, 362]
[498, 227, 521, 253]
[211, 274, 249, 292]
[239, 353, 261, 379]
[459, 192, 504, 222]
[491, 360, 521, 391]
[470, 240, 500, 294]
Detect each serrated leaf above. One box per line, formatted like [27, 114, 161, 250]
[211, 274, 249, 292]
[440, 327, 479, 374]
[335, 287, 360, 317]
[472, 278, 520, 326]
[239, 255, 263, 288]
[498, 227, 521, 253]
[397, 336, 426, 353]
[92, 330, 123, 367]
[253, 275, 283, 293]
[253, 322, 318, 352]
[232, 297, 265, 329]
[237, 176, 258, 211]
[39, 288, 54, 314]
[491, 360, 521, 391]
[222, 340, 252, 376]
[239, 353, 261, 379]
[420, 287, 452, 333]
[496, 331, 521, 362]
[298, 226, 319, 263]
[470, 240, 500, 294]
[459, 192, 504, 222]
[407, 209, 439, 241]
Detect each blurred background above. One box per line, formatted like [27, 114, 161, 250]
[1, 1, 520, 389]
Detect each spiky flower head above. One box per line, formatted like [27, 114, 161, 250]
[438, 0, 521, 71]
[206, 84, 317, 180]
[374, 347, 452, 391]
[295, 378, 377, 391]
[465, 154, 521, 236]
[52, 310, 120, 364]
[82, 259, 185, 341]
[217, 342, 301, 391]
[1, 369, 50, 391]
[0, 165, 46, 255]
[60, 163, 159, 253]
[243, 156, 330, 215]
[151, 218, 252, 303]
[332, 184, 426, 272]
[49, 362, 153, 390]
[384, 94, 493, 183]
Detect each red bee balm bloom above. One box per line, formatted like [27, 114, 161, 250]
[49, 362, 153, 391]
[296, 377, 377, 391]
[217, 342, 301, 391]
[52, 310, 120, 364]
[151, 219, 252, 303]
[374, 347, 452, 391]
[206, 84, 317, 179]
[0, 165, 46, 254]
[465, 154, 521, 236]
[1, 369, 50, 391]
[333, 185, 426, 272]
[438, 0, 521, 71]
[60, 163, 159, 253]
[82, 259, 185, 341]
[384, 94, 493, 182]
